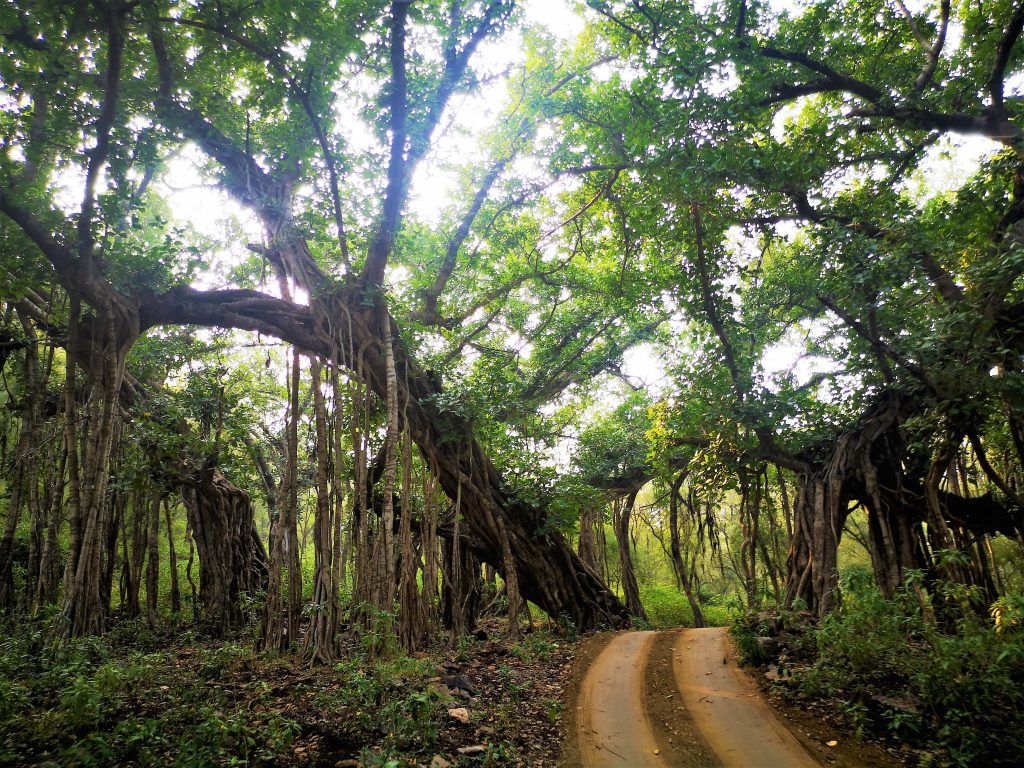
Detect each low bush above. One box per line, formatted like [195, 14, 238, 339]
[640, 585, 735, 628]
[798, 574, 1024, 767]
[0, 623, 299, 767]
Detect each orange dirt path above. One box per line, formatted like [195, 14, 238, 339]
[672, 627, 819, 768]
[575, 630, 666, 767]
[572, 628, 822, 768]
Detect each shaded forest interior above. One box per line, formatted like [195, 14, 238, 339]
[2, 0, 1024, 765]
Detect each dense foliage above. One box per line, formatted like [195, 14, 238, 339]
[1, 0, 1024, 763]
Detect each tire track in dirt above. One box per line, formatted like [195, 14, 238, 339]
[571, 627, 824, 767]
[575, 631, 666, 767]
[672, 627, 820, 768]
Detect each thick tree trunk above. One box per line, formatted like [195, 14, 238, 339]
[441, 516, 481, 639]
[305, 360, 339, 665]
[62, 304, 132, 638]
[578, 505, 601, 573]
[613, 490, 647, 622]
[785, 476, 844, 617]
[179, 467, 267, 635]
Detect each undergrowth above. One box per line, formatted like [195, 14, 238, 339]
[737, 571, 1024, 767]
[0, 620, 299, 767]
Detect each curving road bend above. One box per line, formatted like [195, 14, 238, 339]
[574, 627, 820, 768]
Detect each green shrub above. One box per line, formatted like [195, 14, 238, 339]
[329, 654, 442, 753]
[799, 575, 1024, 767]
[0, 623, 298, 767]
[700, 601, 735, 628]
[510, 632, 558, 661]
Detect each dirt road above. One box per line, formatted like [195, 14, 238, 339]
[572, 627, 819, 768]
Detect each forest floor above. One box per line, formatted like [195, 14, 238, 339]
[563, 628, 905, 768]
[3, 620, 924, 767]
[0, 617, 578, 767]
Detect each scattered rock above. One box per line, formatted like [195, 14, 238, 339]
[430, 756, 451, 768]
[440, 674, 476, 695]
[335, 760, 361, 768]
[826, 740, 838, 747]
[429, 676, 458, 696]
[457, 744, 487, 756]
[756, 636, 780, 655]
[765, 664, 794, 684]
[448, 707, 471, 724]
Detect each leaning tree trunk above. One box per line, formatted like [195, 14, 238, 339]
[142, 260, 632, 630]
[179, 467, 268, 635]
[305, 294, 633, 631]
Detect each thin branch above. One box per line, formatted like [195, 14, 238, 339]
[77, 4, 126, 266]
[987, 0, 1024, 113]
[758, 46, 884, 104]
[157, 15, 351, 266]
[362, 0, 411, 287]
[420, 153, 512, 321]
[789, 190, 964, 306]
[914, 0, 950, 92]
[362, 0, 515, 287]
[967, 431, 1024, 509]
[816, 293, 930, 385]
[894, 0, 930, 51]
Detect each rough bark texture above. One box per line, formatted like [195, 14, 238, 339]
[179, 468, 268, 635]
[577, 506, 601, 573]
[786, 392, 1023, 616]
[304, 360, 339, 665]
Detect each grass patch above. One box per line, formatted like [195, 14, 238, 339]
[640, 585, 734, 628]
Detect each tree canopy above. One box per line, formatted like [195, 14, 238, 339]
[0, 0, 1023, 650]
